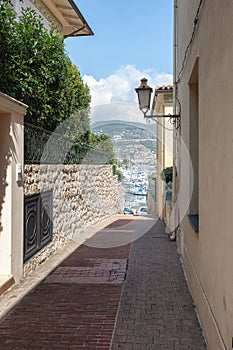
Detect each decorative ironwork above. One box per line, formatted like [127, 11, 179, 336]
[24, 123, 109, 165]
[24, 190, 53, 262]
[165, 182, 172, 209]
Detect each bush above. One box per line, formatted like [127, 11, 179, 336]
[160, 166, 173, 183]
[0, 3, 91, 132]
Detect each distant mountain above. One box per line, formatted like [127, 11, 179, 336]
[91, 120, 156, 173]
[91, 120, 156, 139]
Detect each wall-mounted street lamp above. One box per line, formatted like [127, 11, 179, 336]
[135, 78, 181, 129]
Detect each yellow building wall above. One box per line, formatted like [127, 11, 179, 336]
[177, 1, 233, 349]
[155, 95, 173, 221]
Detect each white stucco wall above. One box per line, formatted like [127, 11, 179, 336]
[13, 0, 61, 31]
[0, 93, 27, 284]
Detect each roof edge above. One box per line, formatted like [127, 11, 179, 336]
[66, 0, 94, 37]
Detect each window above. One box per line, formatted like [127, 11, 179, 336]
[188, 58, 199, 232]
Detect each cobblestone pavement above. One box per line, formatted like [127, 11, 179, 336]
[0, 216, 207, 350]
[111, 219, 207, 350]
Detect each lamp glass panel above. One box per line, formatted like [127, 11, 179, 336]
[138, 89, 151, 110]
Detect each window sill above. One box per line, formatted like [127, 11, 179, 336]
[188, 214, 199, 233]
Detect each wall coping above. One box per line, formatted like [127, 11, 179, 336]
[0, 92, 28, 116]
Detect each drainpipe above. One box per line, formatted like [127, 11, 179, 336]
[162, 111, 166, 220]
[170, 0, 178, 240]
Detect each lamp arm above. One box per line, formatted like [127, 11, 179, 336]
[145, 114, 180, 119]
[144, 113, 181, 130]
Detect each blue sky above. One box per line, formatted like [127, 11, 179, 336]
[65, 0, 173, 123]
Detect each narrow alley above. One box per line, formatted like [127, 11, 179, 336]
[0, 216, 207, 350]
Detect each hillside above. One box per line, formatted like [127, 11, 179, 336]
[92, 120, 156, 139]
[91, 120, 156, 174]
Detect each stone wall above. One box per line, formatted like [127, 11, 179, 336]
[147, 193, 156, 215]
[24, 164, 124, 275]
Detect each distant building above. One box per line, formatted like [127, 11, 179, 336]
[11, 0, 93, 38]
[151, 86, 173, 220]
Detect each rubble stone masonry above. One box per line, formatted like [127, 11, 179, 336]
[23, 164, 124, 275]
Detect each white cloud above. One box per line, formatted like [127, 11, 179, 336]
[90, 103, 145, 124]
[83, 65, 172, 123]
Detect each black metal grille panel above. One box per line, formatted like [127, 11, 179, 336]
[24, 122, 111, 165]
[24, 190, 53, 262]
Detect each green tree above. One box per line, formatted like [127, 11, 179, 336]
[0, 4, 91, 132]
[89, 133, 115, 163]
[121, 158, 129, 168]
[115, 169, 124, 182]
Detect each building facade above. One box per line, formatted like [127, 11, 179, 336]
[11, 0, 93, 37]
[151, 86, 173, 222]
[176, 1, 233, 349]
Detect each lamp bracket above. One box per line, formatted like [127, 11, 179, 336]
[143, 113, 181, 129]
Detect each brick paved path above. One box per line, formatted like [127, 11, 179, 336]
[0, 217, 207, 350]
[0, 218, 134, 350]
[111, 219, 207, 350]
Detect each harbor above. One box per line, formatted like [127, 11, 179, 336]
[121, 169, 149, 211]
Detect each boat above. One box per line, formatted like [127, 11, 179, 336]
[128, 185, 148, 196]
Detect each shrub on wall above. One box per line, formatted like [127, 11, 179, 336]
[0, 2, 91, 134]
[160, 166, 173, 183]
